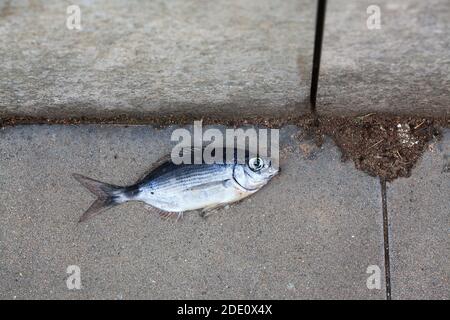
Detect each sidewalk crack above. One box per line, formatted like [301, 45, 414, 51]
[380, 178, 392, 300]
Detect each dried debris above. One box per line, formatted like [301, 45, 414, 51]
[308, 114, 446, 181]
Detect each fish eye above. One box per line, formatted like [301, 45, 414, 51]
[249, 157, 264, 171]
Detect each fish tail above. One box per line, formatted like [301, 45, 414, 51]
[73, 173, 128, 222]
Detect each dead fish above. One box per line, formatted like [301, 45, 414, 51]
[73, 149, 279, 222]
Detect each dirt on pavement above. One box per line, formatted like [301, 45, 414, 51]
[1, 113, 448, 181]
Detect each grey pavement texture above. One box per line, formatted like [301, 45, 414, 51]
[0, 125, 385, 299]
[2, 0, 448, 118]
[388, 129, 449, 300]
[0, 0, 314, 118]
[319, 0, 450, 116]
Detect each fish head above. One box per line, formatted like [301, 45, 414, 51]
[235, 156, 279, 190]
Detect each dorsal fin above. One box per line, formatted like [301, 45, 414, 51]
[137, 153, 173, 182]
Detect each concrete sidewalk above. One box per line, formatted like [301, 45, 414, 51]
[319, 0, 450, 116]
[0, 0, 314, 118]
[1, 0, 449, 118]
[0, 125, 448, 299]
[0, 0, 448, 300]
[0, 125, 385, 299]
[387, 129, 449, 299]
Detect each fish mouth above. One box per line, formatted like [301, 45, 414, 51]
[267, 159, 280, 173]
[267, 166, 280, 177]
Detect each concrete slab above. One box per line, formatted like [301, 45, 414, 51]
[0, 125, 385, 299]
[388, 129, 449, 299]
[0, 0, 314, 118]
[319, 0, 450, 116]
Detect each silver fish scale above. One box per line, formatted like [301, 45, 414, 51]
[148, 163, 234, 193]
